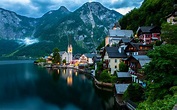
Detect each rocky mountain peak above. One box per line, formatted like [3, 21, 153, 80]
[58, 6, 70, 13]
[85, 2, 105, 9]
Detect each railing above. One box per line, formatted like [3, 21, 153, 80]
[125, 100, 137, 110]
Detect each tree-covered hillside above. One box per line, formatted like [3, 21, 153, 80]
[119, 0, 176, 32]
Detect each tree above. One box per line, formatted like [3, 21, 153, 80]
[62, 59, 66, 64]
[137, 44, 177, 109]
[119, 62, 128, 72]
[123, 83, 144, 102]
[52, 47, 61, 64]
[161, 23, 177, 45]
[119, 0, 174, 32]
[96, 39, 105, 50]
[138, 86, 177, 110]
[99, 70, 111, 82]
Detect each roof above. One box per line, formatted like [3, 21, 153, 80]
[117, 72, 131, 78]
[173, 104, 177, 110]
[73, 54, 82, 60]
[115, 84, 130, 94]
[50, 51, 67, 56]
[59, 51, 67, 55]
[137, 26, 154, 33]
[109, 29, 133, 38]
[105, 47, 127, 58]
[121, 38, 131, 43]
[133, 55, 151, 67]
[136, 26, 161, 34]
[166, 10, 177, 18]
[84, 53, 96, 58]
[133, 55, 150, 60]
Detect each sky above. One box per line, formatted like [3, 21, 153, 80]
[0, 0, 144, 18]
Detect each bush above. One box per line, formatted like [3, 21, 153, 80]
[119, 62, 128, 72]
[99, 70, 111, 82]
[123, 83, 144, 102]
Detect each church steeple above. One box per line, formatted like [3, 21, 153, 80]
[67, 44, 73, 64]
[68, 44, 72, 53]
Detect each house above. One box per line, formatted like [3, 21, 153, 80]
[125, 55, 150, 86]
[116, 72, 132, 83]
[126, 55, 151, 73]
[79, 53, 96, 65]
[105, 28, 133, 47]
[102, 47, 127, 74]
[124, 42, 153, 56]
[79, 54, 88, 64]
[166, 4, 177, 25]
[71, 54, 81, 66]
[114, 84, 130, 106]
[83, 53, 96, 65]
[136, 26, 161, 44]
[45, 56, 53, 64]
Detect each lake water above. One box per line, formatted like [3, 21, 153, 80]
[0, 60, 115, 110]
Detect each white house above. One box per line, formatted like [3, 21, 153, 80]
[79, 53, 96, 65]
[103, 47, 127, 74]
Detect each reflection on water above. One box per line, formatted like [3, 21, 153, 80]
[0, 61, 115, 110]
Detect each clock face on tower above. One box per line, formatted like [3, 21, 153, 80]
[68, 45, 72, 53]
[69, 48, 72, 52]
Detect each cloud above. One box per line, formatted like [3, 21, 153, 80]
[104, 0, 143, 8]
[114, 7, 135, 15]
[0, 0, 144, 18]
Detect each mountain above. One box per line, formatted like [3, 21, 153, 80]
[33, 2, 122, 54]
[0, 8, 38, 40]
[119, 0, 176, 32]
[0, 2, 123, 58]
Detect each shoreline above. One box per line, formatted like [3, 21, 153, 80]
[35, 62, 114, 92]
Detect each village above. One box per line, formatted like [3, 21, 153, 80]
[35, 6, 177, 110]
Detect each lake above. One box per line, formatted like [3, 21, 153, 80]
[0, 60, 116, 110]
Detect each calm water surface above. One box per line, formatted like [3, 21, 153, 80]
[0, 60, 115, 110]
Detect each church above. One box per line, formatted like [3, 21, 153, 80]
[59, 44, 73, 64]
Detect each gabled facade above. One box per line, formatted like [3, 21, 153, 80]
[124, 43, 153, 56]
[80, 53, 96, 65]
[59, 51, 69, 63]
[136, 26, 161, 44]
[102, 47, 127, 74]
[79, 54, 87, 64]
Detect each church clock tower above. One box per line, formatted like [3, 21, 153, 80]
[67, 44, 73, 64]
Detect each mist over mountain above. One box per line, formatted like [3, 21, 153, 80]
[0, 2, 123, 58]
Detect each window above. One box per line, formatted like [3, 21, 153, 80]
[115, 66, 117, 68]
[115, 59, 117, 63]
[145, 47, 147, 50]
